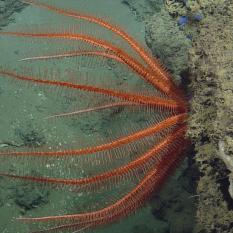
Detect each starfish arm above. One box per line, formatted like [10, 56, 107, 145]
[45, 101, 138, 119]
[0, 125, 186, 193]
[0, 113, 187, 157]
[21, 1, 162, 71]
[17, 139, 187, 233]
[21, 0, 186, 101]
[18, 49, 186, 105]
[0, 32, 150, 86]
[0, 31, 183, 99]
[19, 50, 126, 65]
[0, 70, 184, 113]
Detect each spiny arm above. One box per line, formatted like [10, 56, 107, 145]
[0, 111, 187, 157]
[0, 31, 183, 100]
[17, 138, 187, 233]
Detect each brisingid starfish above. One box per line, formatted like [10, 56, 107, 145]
[0, 0, 189, 232]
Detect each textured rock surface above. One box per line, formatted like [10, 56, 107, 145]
[187, 1, 233, 232]
[122, 0, 191, 82]
[121, 0, 163, 20]
[145, 8, 190, 82]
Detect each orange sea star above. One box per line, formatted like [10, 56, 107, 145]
[0, 1, 189, 232]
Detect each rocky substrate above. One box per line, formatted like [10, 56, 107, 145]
[124, 0, 233, 232]
[187, 1, 233, 232]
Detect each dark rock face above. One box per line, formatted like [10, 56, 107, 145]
[0, 0, 27, 28]
[122, 0, 191, 83]
[121, 0, 163, 21]
[14, 182, 49, 212]
[150, 159, 197, 233]
[15, 125, 46, 148]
